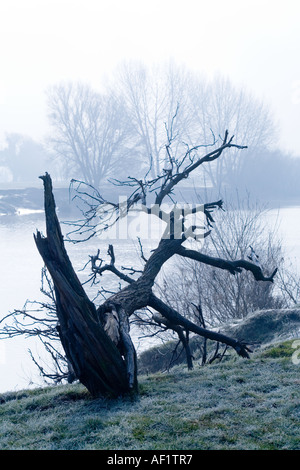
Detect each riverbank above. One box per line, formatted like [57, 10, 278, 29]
[0, 187, 77, 217]
[1, 185, 300, 218]
[1, 188, 300, 394]
[0, 339, 299, 450]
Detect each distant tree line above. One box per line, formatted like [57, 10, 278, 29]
[1, 61, 300, 202]
[46, 61, 279, 196]
[0, 134, 49, 184]
[236, 149, 300, 202]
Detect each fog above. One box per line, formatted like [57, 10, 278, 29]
[1, 0, 300, 392]
[0, 0, 300, 158]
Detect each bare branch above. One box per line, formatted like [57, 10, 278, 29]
[176, 245, 277, 282]
[90, 245, 135, 285]
[148, 294, 252, 358]
[154, 131, 247, 206]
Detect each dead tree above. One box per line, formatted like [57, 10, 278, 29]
[34, 131, 277, 397]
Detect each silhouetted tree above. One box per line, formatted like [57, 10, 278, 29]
[112, 62, 276, 189]
[47, 82, 137, 187]
[47, 63, 276, 193]
[33, 130, 277, 398]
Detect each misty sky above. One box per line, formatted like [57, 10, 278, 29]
[0, 0, 300, 156]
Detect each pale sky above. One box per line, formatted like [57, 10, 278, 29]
[0, 0, 300, 155]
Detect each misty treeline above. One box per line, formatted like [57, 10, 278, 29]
[0, 134, 49, 184]
[46, 62, 273, 190]
[0, 61, 299, 201]
[1, 61, 300, 391]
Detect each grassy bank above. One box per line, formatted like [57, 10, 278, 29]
[0, 340, 299, 450]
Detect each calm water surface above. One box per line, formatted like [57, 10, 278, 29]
[0, 212, 161, 392]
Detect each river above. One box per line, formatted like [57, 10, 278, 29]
[0, 210, 164, 393]
[0, 204, 300, 393]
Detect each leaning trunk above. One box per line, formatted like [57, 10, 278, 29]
[34, 173, 137, 397]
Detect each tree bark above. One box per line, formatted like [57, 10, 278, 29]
[34, 173, 136, 397]
[34, 172, 272, 395]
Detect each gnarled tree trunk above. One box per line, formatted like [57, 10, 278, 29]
[34, 131, 277, 397]
[34, 174, 137, 397]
